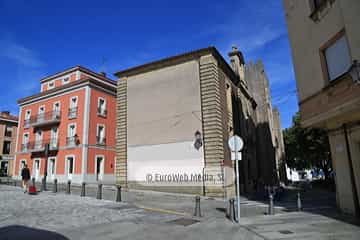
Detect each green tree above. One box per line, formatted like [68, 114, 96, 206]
[283, 112, 332, 179]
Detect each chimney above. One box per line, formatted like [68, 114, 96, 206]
[228, 45, 246, 85]
[99, 71, 106, 77]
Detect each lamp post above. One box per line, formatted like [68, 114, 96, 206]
[42, 143, 50, 191]
[349, 60, 360, 84]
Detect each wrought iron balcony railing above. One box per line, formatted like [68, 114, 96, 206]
[66, 136, 79, 147]
[21, 138, 59, 153]
[68, 107, 78, 119]
[24, 111, 61, 128]
[24, 119, 30, 129]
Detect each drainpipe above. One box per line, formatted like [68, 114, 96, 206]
[343, 124, 360, 217]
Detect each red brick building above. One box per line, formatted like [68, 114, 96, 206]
[14, 66, 116, 184]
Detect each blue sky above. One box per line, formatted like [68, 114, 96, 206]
[0, 0, 298, 128]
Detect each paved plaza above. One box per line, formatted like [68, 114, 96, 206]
[0, 184, 360, 239]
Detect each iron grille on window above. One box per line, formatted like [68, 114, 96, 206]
[68, 107, 78, 119]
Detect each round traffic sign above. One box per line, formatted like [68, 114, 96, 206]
[228, 135, 244, 152]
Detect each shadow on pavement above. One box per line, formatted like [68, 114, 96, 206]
[246, 184, 360, 227]
[0, 225, 69, 240]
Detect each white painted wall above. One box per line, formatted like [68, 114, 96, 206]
[128, 141, 204, 183]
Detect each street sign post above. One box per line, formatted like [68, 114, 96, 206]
[228, 135, 244, 224]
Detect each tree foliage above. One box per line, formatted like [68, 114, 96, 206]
[283, 112, 332, 178]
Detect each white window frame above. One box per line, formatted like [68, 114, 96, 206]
[53, 101, 61, 112]
[68, 96, 78, 119]
[323, 34, 352, 81]
[38, 105, 45, 114]
[25, 110, 31, 120]
[62, 75, 70, 85]
[38, 105, 45, 122]
[33, 158, 41, 180]
[35, 129, 43, 149]
[67, 123, 77, 137]
[47, 80, 55, 90]
[95, 155, 105, 181]
[67, 123, 77, 147]
[97, 97, 107, 116]
[50, 127, 59, 148]
[22, 132, 29, 144]
[65, 155, 75, 179]
[96, 124, 106, 144]
[70, 96, 78, 108]
[48, 157, 57, 179]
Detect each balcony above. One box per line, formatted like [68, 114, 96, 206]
[96, 136, 106, 145]
[68, 107, 78, 119]
[4, 131, 12, 138]
[97, 108, 107, 118]
[66, 136, 79, 147]
[26, 111, 61, 128]
[21, 143, 29, 153]
[21, 138, 59, 153]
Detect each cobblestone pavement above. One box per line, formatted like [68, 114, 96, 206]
[0, 185, 181, 231]
[0, 185, 262, 240]
[1, 184, 358, 240]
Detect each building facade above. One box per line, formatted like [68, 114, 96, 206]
[114, 46, 280, 197]
[246, 61, 286, 186]
[14, 66, 117, 184]
[0, 111, 18, 176]
[283, 0, 360, 215]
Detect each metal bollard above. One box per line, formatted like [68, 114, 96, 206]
[40, 177, 44, 191]
[268, 193, 274, 215]
[116, 185, 122, 202]
[66, 180, 71, 194]
[32, 178, 36, 187]
[297, 192, 302, 211]
[80, 182, 86, 197]
[228, 198, 236, 222]
[194, 196, 202, 217]
[96, 183, 102, 200]
[41, 177, 47, 191]
[53, 179, 58, 193]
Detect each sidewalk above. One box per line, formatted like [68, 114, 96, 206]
[240, 210, 360, 240]
[1, 184, 360, 239]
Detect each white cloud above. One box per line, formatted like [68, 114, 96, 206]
[0, 38, 44, 68]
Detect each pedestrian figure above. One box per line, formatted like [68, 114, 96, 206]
[21, 164, 30, 193]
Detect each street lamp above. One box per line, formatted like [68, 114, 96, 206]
[349, 60, 360, 84]
[194, 131, 203, 150]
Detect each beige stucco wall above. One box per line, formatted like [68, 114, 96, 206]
[127, 60, 202, 146]
[329, 126, 360, 214]
[0, 120, 18, 176]
[283, 0, 360, 101]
